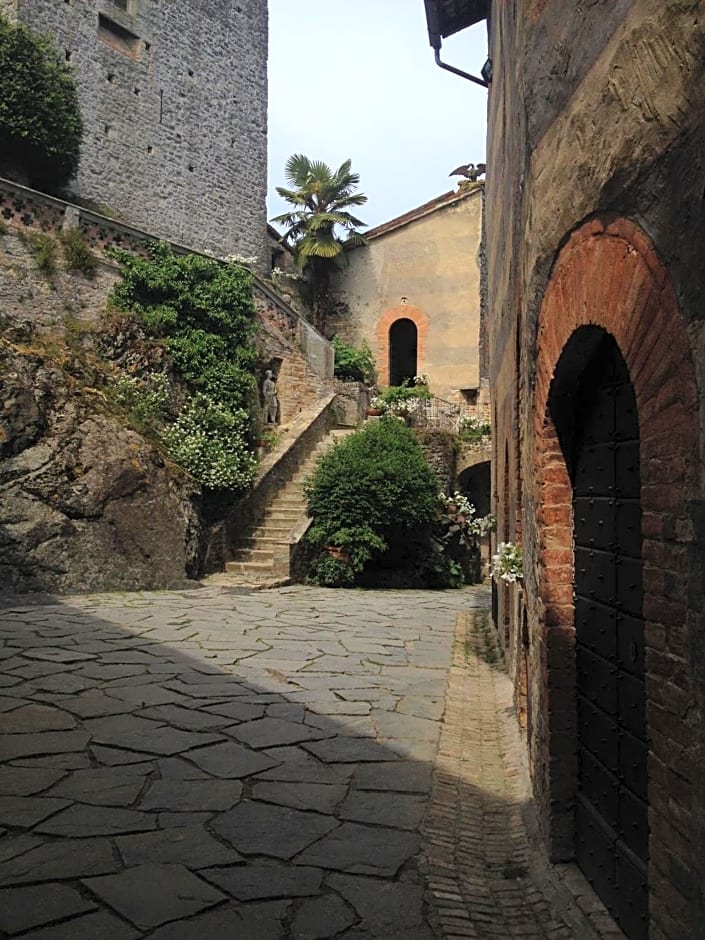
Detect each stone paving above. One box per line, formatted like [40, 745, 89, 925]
[0, 584, 617, 938]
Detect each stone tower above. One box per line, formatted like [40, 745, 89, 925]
[1, 0, 268, 263]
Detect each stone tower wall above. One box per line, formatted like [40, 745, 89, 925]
[7, 0, 268, 264]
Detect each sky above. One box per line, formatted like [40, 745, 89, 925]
[267, 0, 489, 233]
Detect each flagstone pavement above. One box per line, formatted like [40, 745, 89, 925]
[0, 584, 622, 939]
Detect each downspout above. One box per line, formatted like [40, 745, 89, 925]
[434, 47, 488, 88]
[424, 0, 490, 87]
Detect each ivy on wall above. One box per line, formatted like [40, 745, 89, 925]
[109, 244, 260, 491]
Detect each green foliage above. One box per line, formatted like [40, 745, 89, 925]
[112, 243, 255, 342]
[162, 394, 257, 490]
[308, 553, 356, 588]
[106, 373, 171, 436]
[271, 154, 368, 333]
[111, 243, 258, 414]
[304, 417, 441, 586]
[332, 335, 375, 383]
[0, 16, 83, 188]
[20, 230, 57, 276]
[378, 381, 432, 404]
[60, 228, 97, 278]
[109, 244, 260, 491]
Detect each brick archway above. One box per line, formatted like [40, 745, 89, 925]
[533, 217, 698, 913]
[375, 305, 429, 386]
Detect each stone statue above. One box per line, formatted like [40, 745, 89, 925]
[262, 369, 279, 424]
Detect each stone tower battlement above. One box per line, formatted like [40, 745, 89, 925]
[2, 0, 268, 263]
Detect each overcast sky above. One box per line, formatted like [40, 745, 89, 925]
[267, 0, 489, 232]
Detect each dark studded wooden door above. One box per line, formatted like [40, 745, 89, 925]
[572, 338, 648, 939]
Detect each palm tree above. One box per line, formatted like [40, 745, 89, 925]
[271, 154, 368, 334]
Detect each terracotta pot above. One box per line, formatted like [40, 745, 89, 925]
[324, 545, 351, 563]
[366, 408, 384, 417]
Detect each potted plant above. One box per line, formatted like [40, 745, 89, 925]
[367, 395, 386, 417]
[323, 544, 351, 563]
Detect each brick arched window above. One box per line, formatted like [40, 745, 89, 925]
[375, 305, 429, 387]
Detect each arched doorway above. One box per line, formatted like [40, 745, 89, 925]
[533, 216, 699, 940]
[389, 318, 417, 386]
[550, 327, 647, 938]
[457, 461, 491, 517]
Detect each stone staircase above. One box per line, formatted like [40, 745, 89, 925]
[223, 428, 354, 585]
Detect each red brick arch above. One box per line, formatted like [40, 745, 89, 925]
[375, 305, 430, 387]
[532, 216, 699, 908]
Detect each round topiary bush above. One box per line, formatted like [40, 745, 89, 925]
[0, 16, 83, 189]
[303, 417, 442, 587]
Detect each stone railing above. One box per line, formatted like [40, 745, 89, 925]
[0, 176, 333, 380]
[254, 277, 332, 380]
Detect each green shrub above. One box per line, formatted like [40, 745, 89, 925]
[378, 381, 432, 404]
[107, 373, 171, 436]
[109, 243, 260, 491]
[111, 244, 256, 346]
[309, 553, 356, 588]
[60, 228, 97, 278]
[20, 230, 57, 276]
[162, 394, 257, 490]
[332, 335, 375, 383]
[304, 417, 441, 586]
[0, 16, 83, 189]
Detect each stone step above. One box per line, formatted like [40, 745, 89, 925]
[264, 510, 302, 522]
[270, 503, 306, 515]
[231, 548, 275, 563]
[250, 526, 292, 539]
[240, 535, 288, 548]
[274, 495, 307, 506]
[224, 427, 355, 579]
[225, 560, 275, 575]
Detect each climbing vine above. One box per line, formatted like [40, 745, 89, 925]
[109, 244, 259, 491]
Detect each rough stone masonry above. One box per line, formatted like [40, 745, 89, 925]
[2, 0, 269, 265]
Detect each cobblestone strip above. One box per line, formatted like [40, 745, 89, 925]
[423, 608, 591, 939]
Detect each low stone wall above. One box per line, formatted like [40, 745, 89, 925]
[0, 176, 333, 384]
[333, 380, 369, 427]
[414, 428, 457, 493]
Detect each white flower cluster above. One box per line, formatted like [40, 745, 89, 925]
[413, 374, 430, 386]
[457, 415, 492, 441]
[441, 492, 496, 537]
[387, 399, 414, 417]
[491, 541, 524, 583]
[442, 491, 475, 516]
[163, 396, 257, 490]
[224, 254, 258, 267]
[271, 267, 302, 281]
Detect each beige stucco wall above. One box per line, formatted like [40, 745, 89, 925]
[330, 187, 483, 404]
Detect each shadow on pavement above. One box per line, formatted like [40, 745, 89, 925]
[0, 584, 563, 939]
